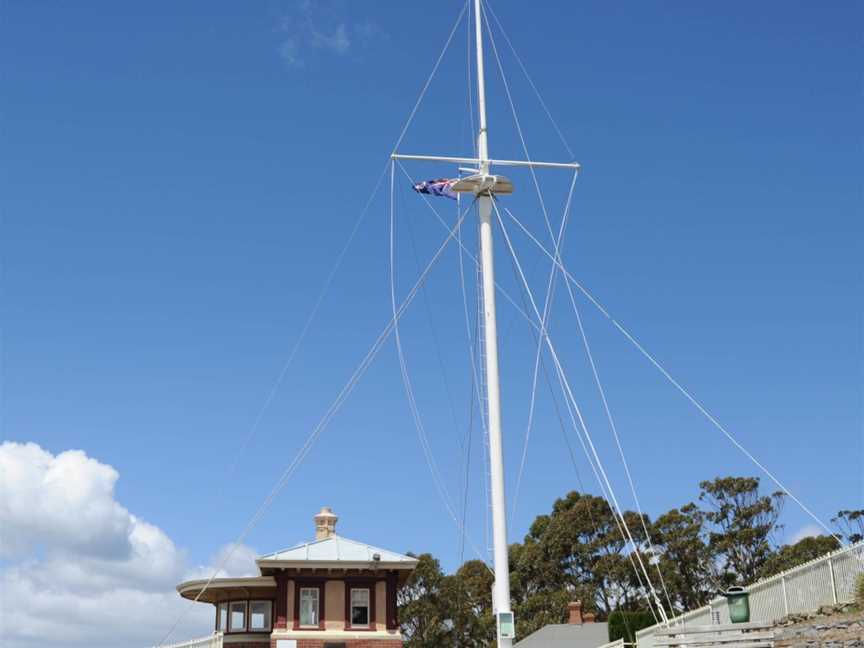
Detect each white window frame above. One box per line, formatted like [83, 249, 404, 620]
[299, 587, 320, 628]
[249, 599, 272, 631]
[216, 602, 228, 632]
[228, 600, 247, 632]
[350, 587, 370, 628]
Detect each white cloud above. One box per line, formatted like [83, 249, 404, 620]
[275, 1, 382, 68]
[183, 543, 259, 583]
[310, 23, 350, 54]
[0, 441, 256, 648]
[0, 442, 133, 559]
[790, 524, 824, 544]
[278, 38, 303, 67]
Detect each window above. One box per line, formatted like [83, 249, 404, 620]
[350, 588, 370, 627]
[250, 600, 272, 631]
[216, 602, 228, 631]
[229, 601, 247, 632]
[299, 587, 320, 627]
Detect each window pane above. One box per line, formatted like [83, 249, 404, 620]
[217, 603, 228, 631]
[229, 601, 246, 631]
[300, 588, 319, 626]
[250, 600, 271, 630]
[351, 588, 369, 626]
[351, 589, 369, 606]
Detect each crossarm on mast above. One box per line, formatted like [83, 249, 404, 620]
[391, 152, 581, 170]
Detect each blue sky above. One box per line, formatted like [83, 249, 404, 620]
[1, 1, 862, 643]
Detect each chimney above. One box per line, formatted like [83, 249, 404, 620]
[568, 601, 584, 625]
[314, 506, 338, 540]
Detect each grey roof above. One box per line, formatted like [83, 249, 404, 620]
[514, 622, 610, 648]
[256, 534, 418, 568]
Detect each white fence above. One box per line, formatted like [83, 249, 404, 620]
[154, 632, 222, 648]
[633, 541, 864, 648]
[595, 638, 627, 648]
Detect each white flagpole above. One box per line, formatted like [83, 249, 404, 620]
[473, 1, 514, 645]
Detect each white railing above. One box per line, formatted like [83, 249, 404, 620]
[633, 541, 864, 648]
[154, 632, 223, 648]
[595, 639, 627, 648]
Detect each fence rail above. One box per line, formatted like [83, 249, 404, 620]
[633, 541, 864, 648]
[154, 632, 223, 648]
[595, 639, 627, 648]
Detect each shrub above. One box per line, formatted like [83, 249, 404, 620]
[608, 609, 657, 643]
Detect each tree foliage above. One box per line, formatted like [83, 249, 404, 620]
[399, 553, 451, 648]
[520, 491, 649, 616]
[608, 609, 656, 643]
[832, 509, 864, 544]
[698, 476, 784, 586]
[398, 476, 851, 647]
[757, 535, 840, 579]
[651, 503, 715, 610]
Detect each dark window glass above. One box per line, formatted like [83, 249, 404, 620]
[350, 588, 370, 626]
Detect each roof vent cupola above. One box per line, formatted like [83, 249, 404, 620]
[314, 506, 338, 540]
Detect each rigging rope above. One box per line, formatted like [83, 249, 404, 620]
[501, 229, 659, 630]
[395, 161, 539, 349]
[398, 158, 545, 561]
[456, 197, 493, 561]
[397, 162, 696, 612]
[403, 184, 461, 431]
[392, 0, 468, 157]
[399, 159, 670, 617]
[390, 162, 493, 572]
[492, 198, 670, 624]
[481, 1, 673, 614]
[224, 167, 386, 486]
[156, 204, 470, 647]
[511, 169, 579, 521]
[482, 0, 575, 159]
[224, 0, 469, 485]
[501, 205, 849, 550]
[400, 159, 668, 618]
[480, 0, 555, 249]
[156, 6, 478, 644]
[563, 254, 677, 615]
[466, 1, 478, 160]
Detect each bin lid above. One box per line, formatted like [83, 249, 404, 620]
[723, 586, 747, 596]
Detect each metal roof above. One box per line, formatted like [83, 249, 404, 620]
[176, 576, 277, 603]
[256, 534, 418, 569]
[513, 623, 610, 648]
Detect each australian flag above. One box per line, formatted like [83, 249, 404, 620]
[413, 178, 457, 200]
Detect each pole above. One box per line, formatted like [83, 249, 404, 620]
[473, 1, 513, 646]
[827, 557, 837, 605]
[474, 0, 489, 173]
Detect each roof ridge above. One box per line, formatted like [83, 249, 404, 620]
[261, 534, 339, 558]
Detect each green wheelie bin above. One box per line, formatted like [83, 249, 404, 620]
[724, 586, 751, 623]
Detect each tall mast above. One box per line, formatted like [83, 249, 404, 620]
[391, 4, 579, 642]
[473, 1, 513, 646]
[473, 0, 490, 173]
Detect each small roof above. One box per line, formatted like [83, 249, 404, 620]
[257, 534, 418, 570]
[177, 576, 277, 603]
[514, 622, 610, 648]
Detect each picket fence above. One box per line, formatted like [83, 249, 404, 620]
[594, 541, 864, 648]
[155, 632, 223, 648]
